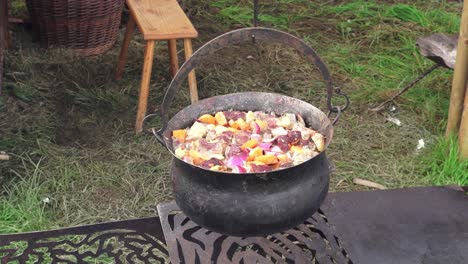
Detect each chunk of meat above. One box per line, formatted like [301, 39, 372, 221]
[223, 111, 246, 121]
[198, 139, 225, 159]
[234, 130, 250, 144]
[225, 144, 243, 158]
[287, 131, 302, 145]
[199, 158, 224, 169]
[249, 163, 273, 173]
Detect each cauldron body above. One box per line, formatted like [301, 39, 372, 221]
[171, 152, 329, 237]
[161, 92, 333, 236]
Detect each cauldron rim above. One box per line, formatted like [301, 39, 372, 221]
[161, 91, 334, 175]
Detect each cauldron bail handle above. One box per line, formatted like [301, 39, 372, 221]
[155, 27, 349, 140]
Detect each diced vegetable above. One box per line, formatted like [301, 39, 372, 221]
[215, 125, 229, 134]
[235, 118, 250, 130]
[241, 139, 258, 150]
[187, 122, 207, 140]
[277, 116, 292, 129]
[247, 147, 263, 161]
[312, 133, 325, 152]
[175, 147, 186, 158]
[246, 111, 255, 123]
[229, 119, 240, 130]
[232, 165, 247, 173]
[215, 112, 227, 126]
[259, 142, 272, 151]
[256, 120, 268, 130]
[271, 127, 288, 136]
[255, 155, 279, 165]
[172, 110, 326, 173]
[252, 122, 261, 134]
[198, 114, 216, 124]
[172, 129, 187, 142]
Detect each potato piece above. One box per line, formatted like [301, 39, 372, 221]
[242, 139, 258, 150]
[215, 112, 228, 126]
[172, 129, 187, 142]
[277, 116, 292, 129]
[245, 111, 255, 123]
[210, 165, 225, 171]
[256, 120, 268, 130]
[277, 154, 290, 163]
[175, 147, 186, 159]
[312, 133, 325, 152]
[187, 122, 207, 140]
[198, 114, 216, 125]
[215, 125, 229, 134]
[189, 150, 206, 165]
[271, 127, 288, 136]
[255, 155, 279, 165]
[290, 145, 303, 153]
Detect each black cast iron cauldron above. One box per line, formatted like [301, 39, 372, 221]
[146, 28, 349, 237]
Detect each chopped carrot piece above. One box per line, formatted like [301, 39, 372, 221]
[198, 114, 216, 124]
[255, 155, 279, 165]
[242, 139, 258, 150]
[172, 129, 187, 142]
[215, 112, 228, 126]
[247, 146, 263, 161]
[235, 118, 250, 130]
[229, 119, 240, 130]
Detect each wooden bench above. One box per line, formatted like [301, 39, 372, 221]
[116, 0, 199, 133]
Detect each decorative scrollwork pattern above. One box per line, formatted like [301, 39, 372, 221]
[0, 217, 169, 264]
[158, 202, 353, 264]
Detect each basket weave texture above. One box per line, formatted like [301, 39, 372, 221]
[26, 0, 125, 56]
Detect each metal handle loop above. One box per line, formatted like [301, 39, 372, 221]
[152, 27, 346, 138]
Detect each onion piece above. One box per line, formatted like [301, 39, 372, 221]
[226, 152, 248, 168]
[232, 165, 246, 173]
[252, 122, 261, 134]
[270, 145, 283, 153]
[262, 136, 277, 143]
[259, 142, 272, 151]
[250, 133, 262, 141]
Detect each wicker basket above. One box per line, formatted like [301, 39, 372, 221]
[26, 0, 125, 56]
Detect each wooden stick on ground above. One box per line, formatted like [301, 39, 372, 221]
[446, 0, 468, 136]
[353, 178, 388, 190]
[370, 64, 440, 112]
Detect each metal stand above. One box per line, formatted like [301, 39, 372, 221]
[157, 202, 352, 264]
[2, 186, 467, 263]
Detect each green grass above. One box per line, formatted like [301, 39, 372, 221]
[422, 136, 468, 186]
[0, 157, 55, 233]
[0, 0, 466, 238]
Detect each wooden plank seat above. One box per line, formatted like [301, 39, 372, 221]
[116, 0, 199, 133]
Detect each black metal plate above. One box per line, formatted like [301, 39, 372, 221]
[321, 186, 468, 264]
[157, 202, 352, 264]
[0, 217, 169, 263]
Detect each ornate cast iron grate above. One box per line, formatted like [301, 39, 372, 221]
[158, 202, 353, 264]
[0, 217, 169, 264]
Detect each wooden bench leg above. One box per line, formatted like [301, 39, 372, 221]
[0, 0, 11, 49]
[116, 16, 136, 80]
[135, 40, 155, 133]
[168, 39, 179, 77]
[184, 38, 198, 103]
